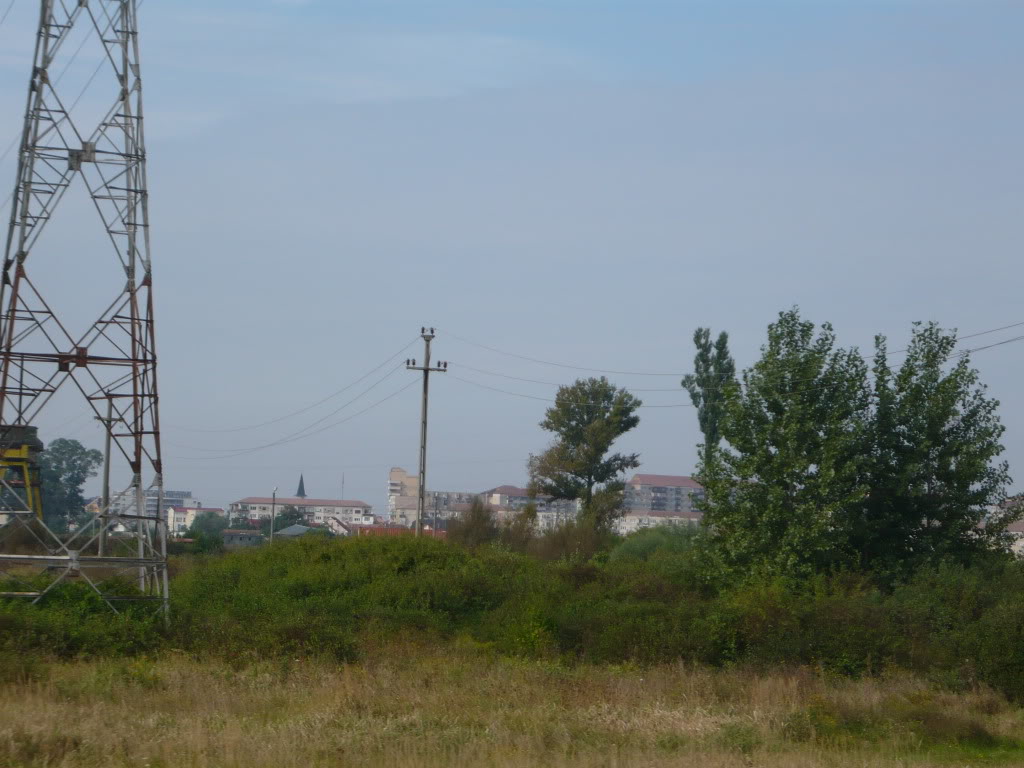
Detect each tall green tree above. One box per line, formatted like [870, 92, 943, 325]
[682, 327, 736, 454]
[529, 377, 641, 529]
[699, 309, 871, 576]
[700, 309, 1016, 580]
[186, 510, 229, 554]
[851, 323, 1013, 578]
[38, 438, 103, 531]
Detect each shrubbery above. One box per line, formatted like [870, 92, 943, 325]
[4, 531, 1024, 703]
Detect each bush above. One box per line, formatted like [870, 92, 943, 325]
[4, 533, 1024, 705]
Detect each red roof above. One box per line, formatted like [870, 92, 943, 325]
[629, 474, 703, 490]
[234, 496, 370, 508]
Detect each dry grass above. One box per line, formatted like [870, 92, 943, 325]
[0, 642, 1022, 767]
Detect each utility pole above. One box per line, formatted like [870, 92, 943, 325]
[95, 400, 115, 557]
[269, 487, 278, 542]
[406, 328, 447, 536]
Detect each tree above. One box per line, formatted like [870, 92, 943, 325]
[700, 309, 1016, 580]
[188, 510, 228, 538]
[682, 327, 736, 454]
[529, 377, 641, 529]
[38, 438, 102, 531]
[186, 510, 228, 554]
[698, 309, 871, 576]
[851, 323, 1014, 579]
[448, 498, 498, 549]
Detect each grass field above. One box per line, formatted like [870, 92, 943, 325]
[1, 644, 1023, 768]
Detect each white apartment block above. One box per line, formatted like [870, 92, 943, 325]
[624, 474, 704, 515]
[615, 474, 705, 535]
[615, 510, 701, 536]
[167, 506, 225, 536]
[229, 496, 372, 526]
[108, 488, 199, 518]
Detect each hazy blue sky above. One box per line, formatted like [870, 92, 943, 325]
[0, 0, 1021, 510]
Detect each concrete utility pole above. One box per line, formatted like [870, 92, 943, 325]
[95, 399, 115, 557]
[269, 487, 278, 542]
[406, 328, 447, 536]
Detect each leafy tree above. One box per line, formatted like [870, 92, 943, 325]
[699, 309, 871, 576]
[449, 498, 498, 550]
[38, 438, 102, 531]
[188, 510, 229, 538]
[682, 327, 736, 454]
[529, 377, 641, 529]
[185, 510, 228, 554]
[700, 309, 1016, 580]
[850, 323, 1014, 579]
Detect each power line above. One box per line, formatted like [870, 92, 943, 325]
[0, 0, 16, 26]
[169, 337, 418, 433]
[451, 335, 1024, 409]
[449, 320, 1024, 388]
[451, 375, 693, 408]
[169, 363, 408, 453]
[444, 330, 686, 377]
[171, 379, 418, 461]
[452, 362, 687, 391]
[956, 334, 1024, 357]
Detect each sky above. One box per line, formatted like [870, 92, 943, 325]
[0, 0, 1021, 511]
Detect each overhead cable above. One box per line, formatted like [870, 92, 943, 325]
[169, 336, 418, 433]
[171, 379, 418, 461]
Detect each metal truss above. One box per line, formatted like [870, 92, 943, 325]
[0, 0, 167, 612]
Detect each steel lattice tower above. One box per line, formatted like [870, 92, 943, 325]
[0, 0, 167, 610]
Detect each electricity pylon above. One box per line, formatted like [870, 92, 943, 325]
[0, 0, 167, 612]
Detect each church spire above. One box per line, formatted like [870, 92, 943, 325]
[296, 474, 307, 499]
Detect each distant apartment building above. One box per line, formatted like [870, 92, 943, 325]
[108, 488, 200, 518]
[481, 485, 580, 530]
[167, 506, 225, 536]
[228, 496, 372, 527]
[387, 469, 581, 529]
[624, 474, 704, 515]
[616, 474, 704, 535]
[387, 467, 478, 526]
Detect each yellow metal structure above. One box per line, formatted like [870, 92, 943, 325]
[0, 444, 43, 519]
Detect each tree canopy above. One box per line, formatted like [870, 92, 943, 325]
[699, 308, 1015, 580]
[38, 438, 103, 531]
[529, 377, 641, 529]
[682, 327, 736, 455]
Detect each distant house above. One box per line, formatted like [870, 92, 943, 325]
[275, 524, 318, 538]
[222, 529, 264, 549]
